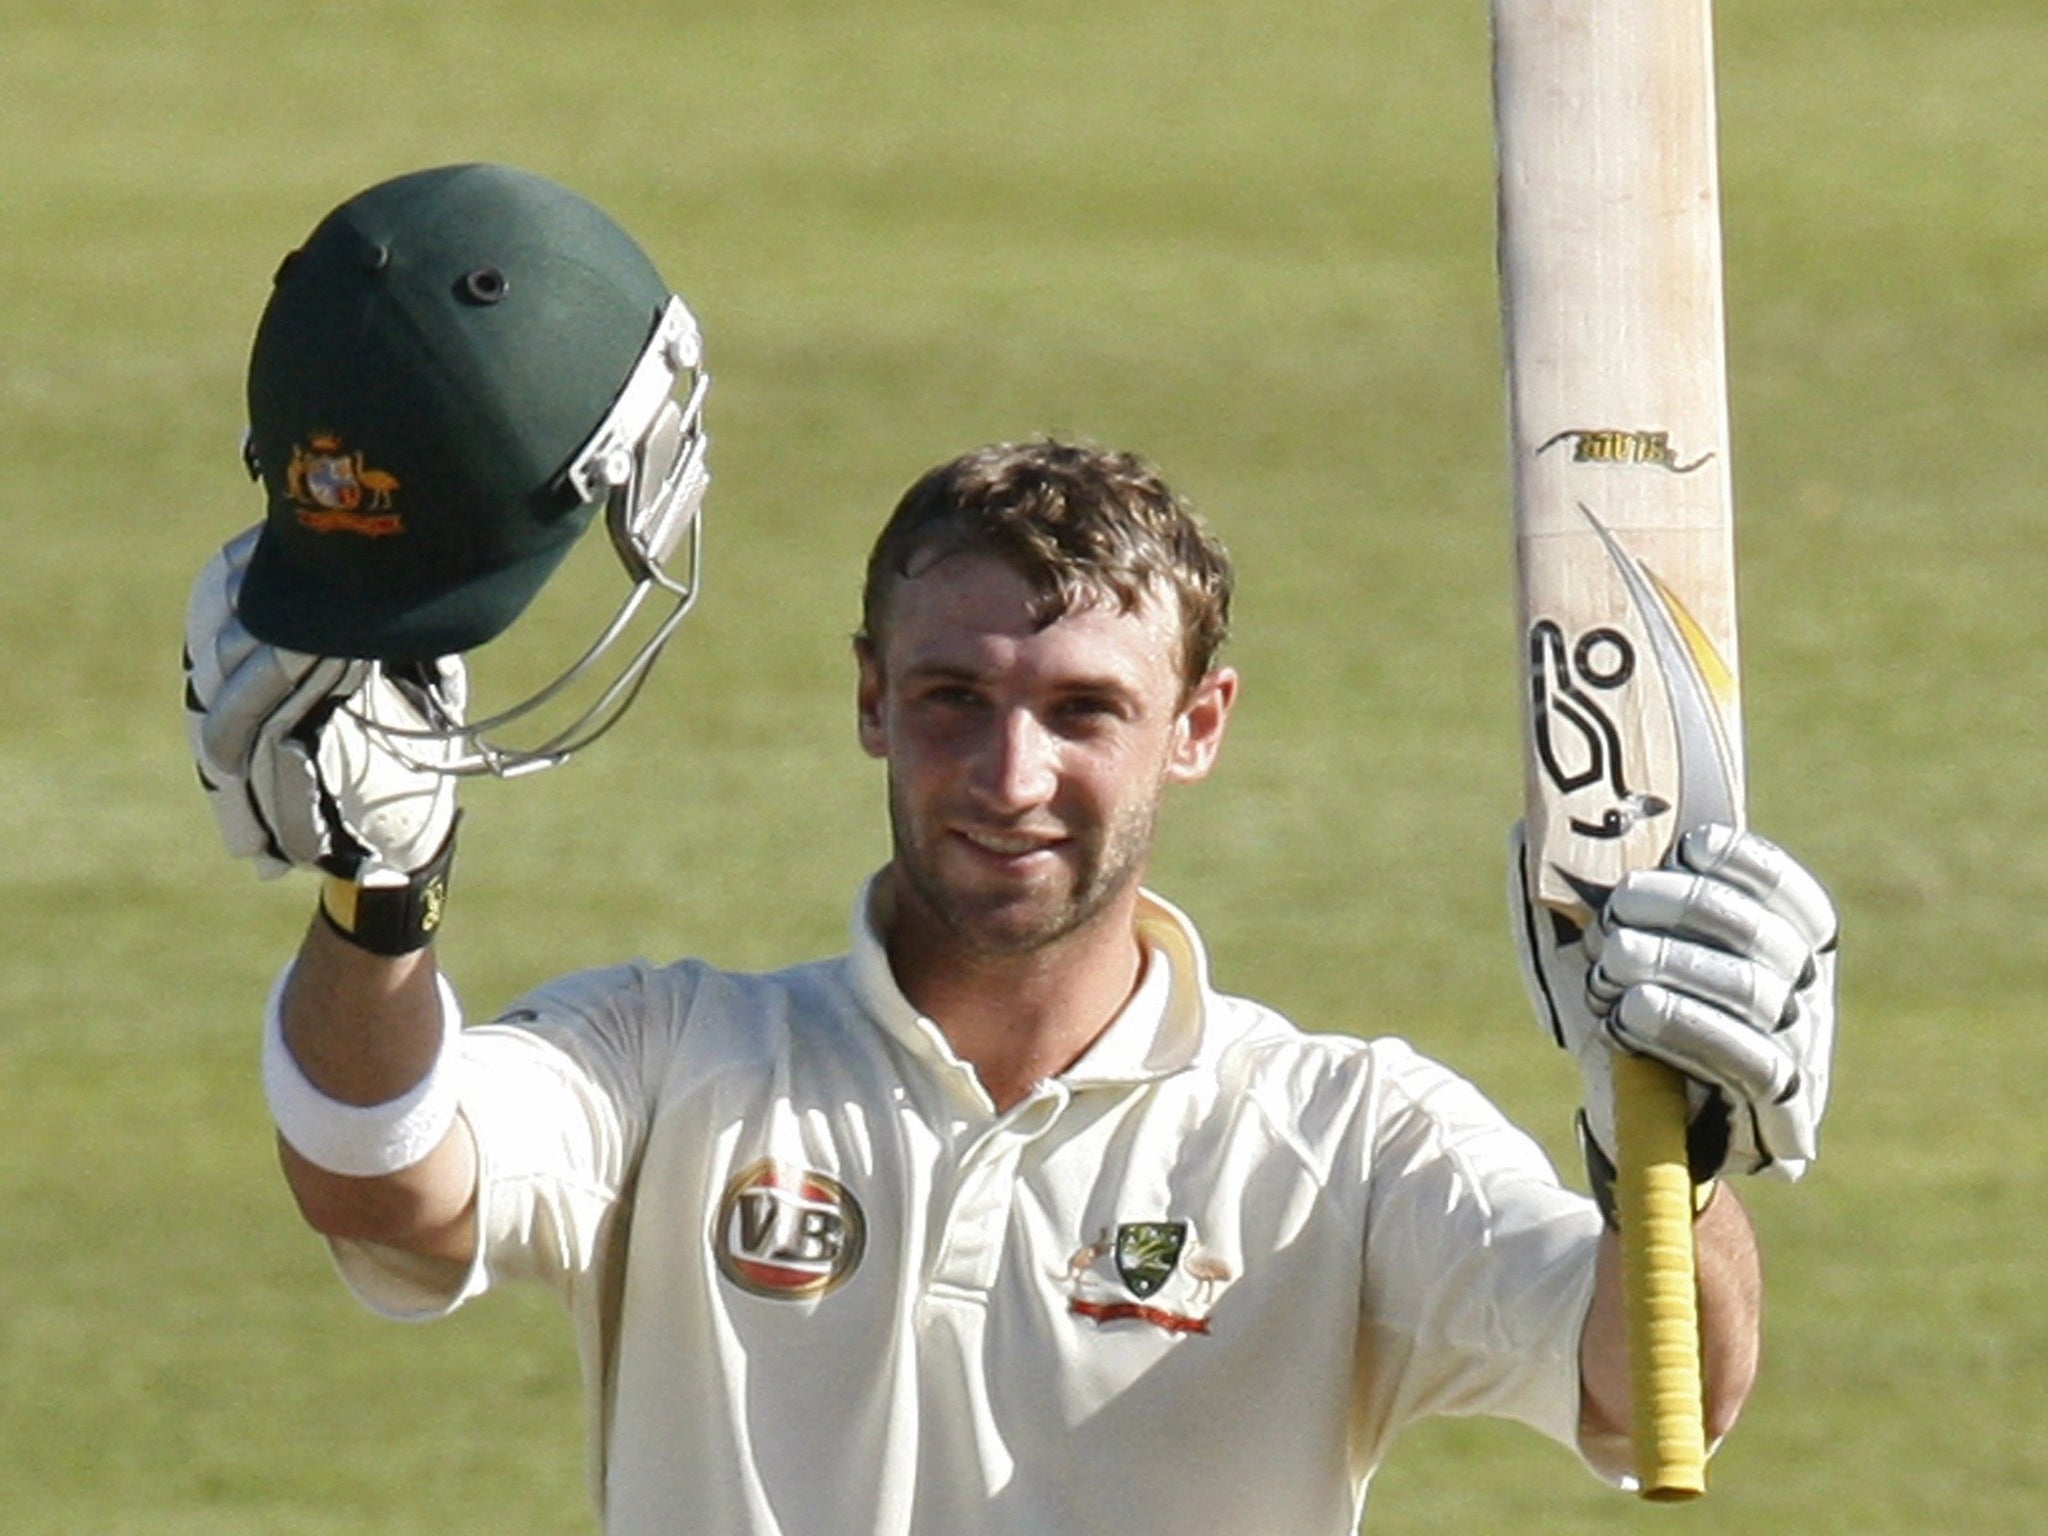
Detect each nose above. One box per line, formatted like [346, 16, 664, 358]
[973, 707, 1059, 811]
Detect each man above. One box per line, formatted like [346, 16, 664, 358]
[188, 172, 1836, 1536]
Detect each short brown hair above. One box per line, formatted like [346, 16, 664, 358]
[859, 440, 1234, 693]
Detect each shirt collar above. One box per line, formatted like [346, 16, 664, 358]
[845, 875, 1214, 1089]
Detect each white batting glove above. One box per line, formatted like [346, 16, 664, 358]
[1512, 822, 1839, 1184]
[184, 526, 465, 881]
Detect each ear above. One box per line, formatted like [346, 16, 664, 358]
[1167, 667, 1238, 784]
[854, 637, 888, 759]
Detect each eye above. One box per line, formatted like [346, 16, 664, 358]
[917, 682, 985, 712]
[1053, 693, 1128, 730]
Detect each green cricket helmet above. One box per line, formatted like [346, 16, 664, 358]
[239, 162, 709, 773]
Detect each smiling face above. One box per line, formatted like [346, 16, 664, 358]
[857, 551, 1235, 968]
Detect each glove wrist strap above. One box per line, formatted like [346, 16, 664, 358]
[319, 829, 457, 956]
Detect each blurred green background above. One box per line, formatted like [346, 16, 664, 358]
[2, 1, 2042, 1530]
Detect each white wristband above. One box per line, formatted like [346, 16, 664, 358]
[262, 965, 465, 1176]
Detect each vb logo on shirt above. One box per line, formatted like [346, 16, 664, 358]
[714, 1159, 867, 1299]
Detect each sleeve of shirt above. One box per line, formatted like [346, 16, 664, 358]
[327, 961, 677, 1321]
[1351, 1039, 1624, 1483]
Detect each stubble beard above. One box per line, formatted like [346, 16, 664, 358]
[884, 773, 1163, 961]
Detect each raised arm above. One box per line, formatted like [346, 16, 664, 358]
[184, 165, 717, 1278]
[1513, 823, 1840, 1462]
[274, 919, 478, 1262]
[186, 527, 479, 1262]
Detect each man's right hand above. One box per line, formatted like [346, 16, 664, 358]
[184, 525, 465, 882]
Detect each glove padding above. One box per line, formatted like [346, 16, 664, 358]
[1512, 821, 1839, 1182]
[184, 526, 465, 880]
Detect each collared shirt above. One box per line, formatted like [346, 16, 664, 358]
[332, 884, 1607, 1534]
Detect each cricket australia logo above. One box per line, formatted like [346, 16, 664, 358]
[714, 1159, 866, 1300]
[1114, 1222, 1186, 1298]
[286, 434, 404, 537]
[1063, 1220, 1233, 1337]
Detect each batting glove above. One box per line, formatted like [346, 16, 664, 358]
[1511, 822, 1839, 1186]
[184, 526, 465, 882]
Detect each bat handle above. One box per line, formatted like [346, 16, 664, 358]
[1612, 1052, 1709, 1500]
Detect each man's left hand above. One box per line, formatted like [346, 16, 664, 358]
[1515, 823, 1839, 1184]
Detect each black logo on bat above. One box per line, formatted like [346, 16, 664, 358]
[1528, 619, 1672, 840]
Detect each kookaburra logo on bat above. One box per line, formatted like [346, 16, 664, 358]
[1529, 618, 1672, 840]
[1528, 505, 1744, 854]
[1538, 428, 1714, 476]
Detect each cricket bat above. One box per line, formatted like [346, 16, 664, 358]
[1491, 0, 1745, 1500]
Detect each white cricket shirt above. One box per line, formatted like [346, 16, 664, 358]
[331, 884, 1609, 1534]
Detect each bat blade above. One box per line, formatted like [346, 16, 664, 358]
[1492, 0, 1743, 1499]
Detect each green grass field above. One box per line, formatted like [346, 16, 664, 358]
[3, 1, 2043, 1530]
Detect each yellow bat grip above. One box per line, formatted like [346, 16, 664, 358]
[1612, 1052, 1708, 1500]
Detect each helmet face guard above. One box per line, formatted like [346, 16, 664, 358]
[569, 296, 708, 584]
[360, 295, 712, 778]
